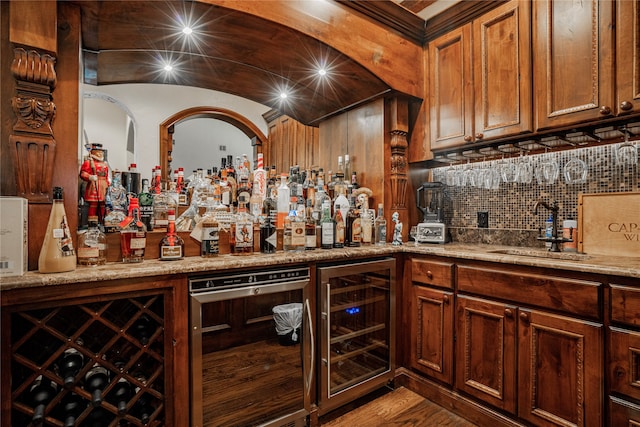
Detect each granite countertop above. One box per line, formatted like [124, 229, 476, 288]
[1, 244, 638, 291]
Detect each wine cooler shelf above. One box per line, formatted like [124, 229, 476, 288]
[9, 293, 166, 427]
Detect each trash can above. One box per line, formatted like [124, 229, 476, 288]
[272, 303, 303, 346]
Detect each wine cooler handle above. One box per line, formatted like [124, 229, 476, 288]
[305, 297, 314, 396]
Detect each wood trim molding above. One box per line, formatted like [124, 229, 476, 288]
[159, 106, 269, 180]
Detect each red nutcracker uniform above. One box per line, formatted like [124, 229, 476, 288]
[79, 144, 110, 223]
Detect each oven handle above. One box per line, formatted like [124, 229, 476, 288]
[305, 297, 314, 396]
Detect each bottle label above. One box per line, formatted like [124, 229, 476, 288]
[290, 222, 306, 246]
[202, 226, 220, 255]
[130, 237, 146, 249]
[235, 221, 253, 248]
[78, 247, 100, 258]
[350, 218, 362, 243]
[305, 234, 316, 248]
[321, 223, 334, 245]
[161, 245, 183, 259]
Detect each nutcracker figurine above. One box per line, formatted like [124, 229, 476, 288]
[79, 143, 110, 224]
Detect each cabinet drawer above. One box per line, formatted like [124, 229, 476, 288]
[411, 259, 454, 289]
[610, 327, 640, 401]
[610, 396, 640, 426]
[457, 264, 601, 319]
[611, 284, 640, 327]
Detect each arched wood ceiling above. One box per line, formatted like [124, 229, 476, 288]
[73, 0, 393, 126]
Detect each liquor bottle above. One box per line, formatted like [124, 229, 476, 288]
[29, 374, 58, 425]
[108, 377, 133, 415]
[320, 200, 335, 249]
[252, 153, 267, 204]
[103, 170, 128, 231]
[152, 166, 162, 195]
[85, 364, 109, 407]
[276, 174, 290, 229]
[138, 179, 154, 231]
[159, 209, 184, 260]
[305, 198, 317, 250]
[374, 203, 387, 245]
[360, 196, 372, 245]
[119, 197, 147, 263]
[130, 314, 154, 345]
[344, 154, 351, 184]
[219, 168, 232, 209]
[333, 203, 345, 248]
[350, 171, 359, 190]
[236, 176, 251, 212]
[58, 393, 86, 427]
[38, 186, 77, 273]
[283, 197, 305, 252]
[346, 195, 361, 247]
[77, 220, 107, 266]
[332, 173, 349, 223]
[260, 211, 277, 253]
[200, 199, 220, 257]
[230, 197, 254, 254]
[177, 167, 188, 205]
[59, 345, 85, 388]
[226, 155, 236, 179]
[152, 183, 177, 232]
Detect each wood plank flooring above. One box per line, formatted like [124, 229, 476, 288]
[320, 387, 478, 427]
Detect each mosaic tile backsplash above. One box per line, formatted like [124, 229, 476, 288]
[430, 141, 639, 246]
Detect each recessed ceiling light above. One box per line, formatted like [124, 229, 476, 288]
[318, 68, 327, 76]
[182, 26, 193, 35]
[280, 92, 288, 100]
[164, 64, 173, 72]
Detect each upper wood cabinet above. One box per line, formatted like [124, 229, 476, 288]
[265, 113, 319, 172]
[429, 0, 532, 150]
[533, 0, 615, 130]
[616, 0, 640, 116]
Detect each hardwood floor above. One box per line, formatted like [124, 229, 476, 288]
[320, 387, 478, 427]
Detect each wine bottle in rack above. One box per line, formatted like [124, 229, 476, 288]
[59, 345, 84, 389]
[108, 377, 133, 415]
[130, 314, 154, 346]
[85, 406, 114, 427]
[131, 392, 154, 424]
[30, 374, 58, 425]
[58, 392, 86, 427]
[84, 364, 109, 407]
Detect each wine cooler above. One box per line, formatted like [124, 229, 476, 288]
[6, 291, 167, 426]
[317, 257, 396, 414]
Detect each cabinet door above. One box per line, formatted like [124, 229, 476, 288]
[610, 396, 640, 427]
[473, 0, 532, 142]
[609, 327, 640, 401]
[533, 0, 614, 130]
[409, 285, 454, 385]
[429, 24, 473, 150]
[455, 295, 517, 414]
[518, 309, 603, 427]
[616, 0, 640, 115]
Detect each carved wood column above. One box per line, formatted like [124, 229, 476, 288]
[386, 97, 410, 240]
[9, 47, 57, 203]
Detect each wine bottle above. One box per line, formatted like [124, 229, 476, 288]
[59, 346, 84, 389]
[84, 364, 109, 407]
[108, 377, 133, 415]
[131, 392, 154, 424]
[85, 406, 114, 427]
[30, 375, 58, 425]
[59, 392, 86, 427]
[131, 315, 154, 346]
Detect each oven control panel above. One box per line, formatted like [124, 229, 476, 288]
[189, 266, 310, 292]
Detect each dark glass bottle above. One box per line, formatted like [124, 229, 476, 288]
[85, 406, 114, 427]
[333, 204, 345, 248]
[85, 364, 109, 407]
[59, 392, 86, 427]
[59, 346, 84, 389]
[130, 315, 155, 346]
[260, 212, 277, 253]
[108, 377, 133, 415]
[30, 375, 58, 425]
[346, 195, 361, 247]
[131, 393, 154, 424]
[138, 179, 154, 231]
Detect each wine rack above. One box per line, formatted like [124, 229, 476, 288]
[9, 292, 166, 426]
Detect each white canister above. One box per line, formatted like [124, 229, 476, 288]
[562, 220, 578, 252]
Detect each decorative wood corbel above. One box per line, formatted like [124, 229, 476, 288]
[390, 129, 408, 210]
[9, 48, 57, 203]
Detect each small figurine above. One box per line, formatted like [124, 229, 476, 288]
[79, 143, 110, 224]
[392, 211, 403, 246]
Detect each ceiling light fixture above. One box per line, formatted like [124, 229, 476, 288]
[182, 26, 193, 35]
[318, 68, 327, 76]
[164, 64, 174, 72]
[280, 92, 288, 100]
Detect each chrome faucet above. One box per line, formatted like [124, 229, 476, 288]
[533, 200, 563, 252]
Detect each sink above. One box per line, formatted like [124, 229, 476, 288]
[488, 248, 591, 261]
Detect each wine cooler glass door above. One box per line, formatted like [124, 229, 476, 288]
[318, 258, 396, 414]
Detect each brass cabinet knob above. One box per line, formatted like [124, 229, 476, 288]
[443, 294, 450, 304]
[504, 308, 513, 318]
[475, 133, 484, 140]
[620, 101, 633, 111]
[426, 270, 433, 279]
[519, 312, 529, 322]
[464, 135, 473, 142]
[599, 105, 612, 115]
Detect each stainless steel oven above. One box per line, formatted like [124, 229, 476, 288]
[189, 266, 313, 427]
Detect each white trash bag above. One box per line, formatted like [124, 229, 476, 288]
[272, 303, 303, 346]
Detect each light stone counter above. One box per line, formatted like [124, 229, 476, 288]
[1, 244, 638, 291]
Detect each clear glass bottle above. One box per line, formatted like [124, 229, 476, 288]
[276, 173, 290, 229]
[333, 203, 345, 248]
[38, 186, 77, 273]
[77, 220, 107, 266]
[119, 197, 147, 263]
[346, 195, 361, 247]
[360, 196, 372, 245]
[320, 200, 334, 249]
[152, 182, 177, 232]
[333, 172, 349, 222]
[138, 179, 154, 231]
[305, 198, 317, 250]
[283, 197, 305, 252]
[230, 198, 254, 254]
[252, 153, 267, 207]
[103, 170, 128, 231]
[200, 198, 220, 257]
[159, 209, 184, 260]
[374, 203, 387, 245]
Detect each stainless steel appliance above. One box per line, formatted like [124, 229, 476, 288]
[189, 266, 313, 427]
[317, 258, 396, 414]
[416, 182, 448, 243]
